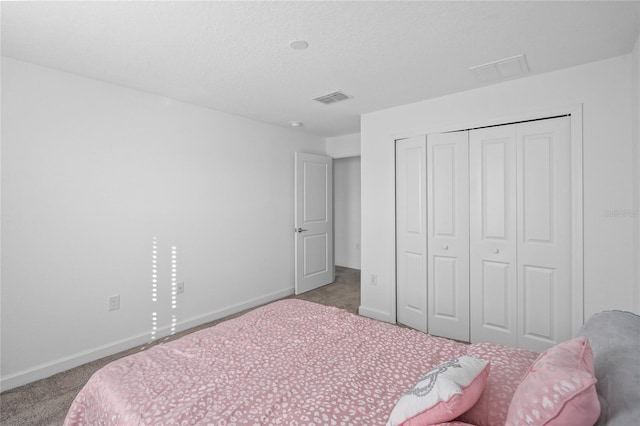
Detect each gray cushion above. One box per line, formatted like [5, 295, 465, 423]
[578, 310, 640, 426]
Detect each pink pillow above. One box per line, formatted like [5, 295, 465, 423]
[459, 343, 538, 426]
[506, 336, 600, 425]
[386, 356, 490, 426]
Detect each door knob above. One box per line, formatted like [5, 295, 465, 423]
[493, 249, 500, 254]
[295, 228, 308, 233]
[442, 245, 449, 250]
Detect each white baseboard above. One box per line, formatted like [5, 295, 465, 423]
[358, 305, 393, 323]
[0, 288, 294, 392]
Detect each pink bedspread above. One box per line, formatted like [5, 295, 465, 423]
[64, 300, 470, 425]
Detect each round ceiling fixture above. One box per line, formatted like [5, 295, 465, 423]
[289, 40, 309, 50]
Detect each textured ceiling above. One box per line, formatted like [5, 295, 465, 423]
[2, 1, 639, 137]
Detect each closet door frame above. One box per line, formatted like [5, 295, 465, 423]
[391, 104, 584, 335]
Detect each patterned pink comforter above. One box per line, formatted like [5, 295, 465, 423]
[64, 300, 534, 425]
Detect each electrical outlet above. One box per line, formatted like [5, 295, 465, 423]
[370, 274, 378, 285]
[108, 294, 120, 311]
[177, 282, 185, 294]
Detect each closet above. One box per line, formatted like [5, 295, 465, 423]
[396, 116, 574, 352]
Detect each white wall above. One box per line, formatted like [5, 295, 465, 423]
[326, 133, 361, 158]
[0, 58, 325, 390]
[334, 157, 361, 269]
[360, 54, 638, 323]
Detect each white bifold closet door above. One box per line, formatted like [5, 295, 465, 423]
[396, 136, 428, 332]
[396, 133, 469, 339]
[469, 125, 518, 346]
[470, 117, 572, 352]
[397, 116, 572, 351]
[426, 132, 470, 342]
[516, 118, 572, 352]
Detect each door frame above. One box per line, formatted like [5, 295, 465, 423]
[391, 104, 584, 335]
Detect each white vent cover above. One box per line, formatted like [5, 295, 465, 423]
[470, 54, 529, 83]
[313, 91, 352, 105]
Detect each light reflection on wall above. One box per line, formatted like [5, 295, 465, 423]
[170, 246, 177, 335]
[151, 237, 159, 341]
[147, 237, 178, 345]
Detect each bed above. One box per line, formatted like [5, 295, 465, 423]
[64, 300, 639, 425]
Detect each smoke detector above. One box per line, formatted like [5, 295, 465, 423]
[313, 91, 352, 105]
[289, 40, 309, 50]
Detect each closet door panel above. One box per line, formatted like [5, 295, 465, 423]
[522, 265, 555, 340]
[396, 136, 428, 332]
[481, 260, 512, 331]
[483, 142, 508, 239]
[517, 117, 572, 352]
[433, 256, 457, 315]
[427, 132, 469, 341]
[470, 126, 517, 347]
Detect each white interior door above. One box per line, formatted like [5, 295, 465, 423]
[516, 117, 572, 352]
[294, 152, 334, 294]
[396, 136, 428, 332]
[427, 132, 470, 341]
[470, 125, 518, 347]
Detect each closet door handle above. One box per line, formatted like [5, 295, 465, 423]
[493, 249, 500, 254]
[442, 245, 449, 250]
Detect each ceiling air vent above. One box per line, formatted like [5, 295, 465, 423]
[313, 91, 352, 105]
[470, 54, 529, 83]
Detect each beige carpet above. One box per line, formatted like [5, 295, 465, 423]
[0, 266, 360, 426]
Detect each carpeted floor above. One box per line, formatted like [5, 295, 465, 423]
[0, 266, 360, 426]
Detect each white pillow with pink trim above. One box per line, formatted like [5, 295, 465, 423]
[386, 356, 490, 426]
